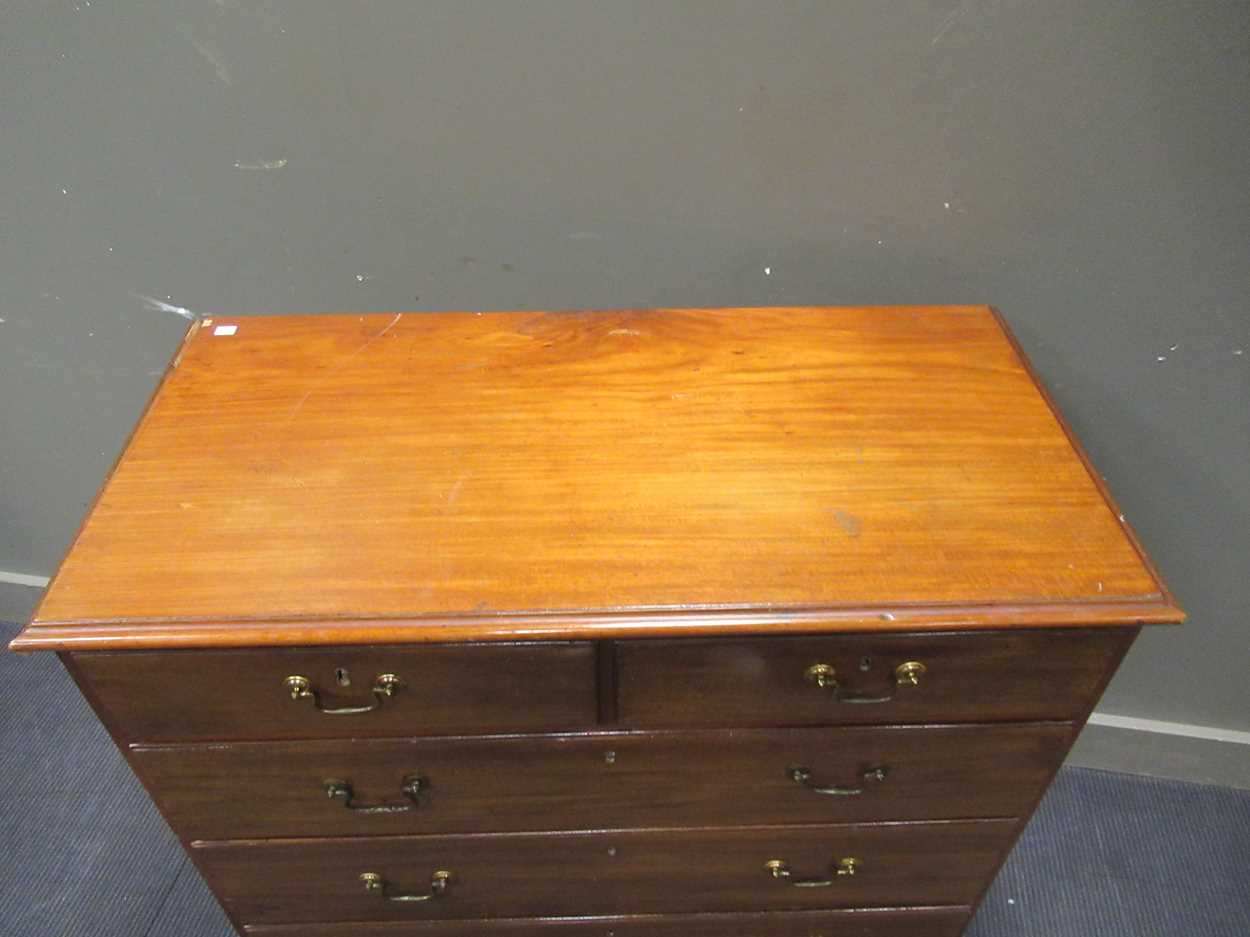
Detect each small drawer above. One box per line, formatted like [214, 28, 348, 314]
[195, 820, 1012, 924]
[132, 724, 1069, 839]
[244, 906, 972, 936]
[617, 628, 1133, 728]
[68, 643, 596, 743]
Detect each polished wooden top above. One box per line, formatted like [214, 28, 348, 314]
[12, 307, 1181, 651]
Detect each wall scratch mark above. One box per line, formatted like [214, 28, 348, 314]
[193, 42, 232, 84]
[234, 158, 287, 171]
[931, 0, 973, 46]
[137, 294, 196, 321]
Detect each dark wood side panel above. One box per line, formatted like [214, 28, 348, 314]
[244, 906, 972, 937]
[132, 724, 1069, 839]
[194, 820, 1014, 924]
[69, 643, 597, 743]
[617, 629, 1135, 727]
[960, 624, 1140, 918]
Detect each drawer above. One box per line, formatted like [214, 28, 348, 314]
[68, 643, 596, 742]
[244, 907, 972, 936]
[617, 628, 1133, 727]
[194, 820, 1013, 923]
[134, 724, 1069, 838]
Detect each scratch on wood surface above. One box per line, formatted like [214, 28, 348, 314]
[832, 509, 862, 537]
[286, 389, 315, 422]
[445, 474, 468, 509]
[286, 315, 403, 422]
[375, 313, 403, 339]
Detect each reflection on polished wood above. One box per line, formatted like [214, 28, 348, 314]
[14, 306, 1178, 652]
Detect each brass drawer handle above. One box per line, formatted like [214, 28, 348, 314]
[803, 661, 926, 704]
[359, 870, 451, 902]
[284, 673, 402, 714]
[325, 774, 425, 813]
[787, 764, 889, 796]
[765, 857, 859, 887]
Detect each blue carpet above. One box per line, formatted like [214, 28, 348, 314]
[3, 619, 1247, 936]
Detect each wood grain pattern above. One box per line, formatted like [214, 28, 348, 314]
[617, 629, 1135, 727]
[242, 907, 972, 937]
[194, 820, 1013, 924]
[13, 307, 1180, 652]
[70, 643, 596, 742]
[130, 724, 1070, 839]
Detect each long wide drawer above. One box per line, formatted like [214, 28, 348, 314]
[135, 724, 1069, 838]
[194, 820, 1014, 923]
[617, 628, 1133, 727]
[244, 906, 972, 936]
[68, 643, 596, 742]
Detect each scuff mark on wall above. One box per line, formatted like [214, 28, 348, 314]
[193, 42, 232, 84]
[931, 0, 973, 46]
[234, 158, 287, 171]
[137, 294, 196, 321]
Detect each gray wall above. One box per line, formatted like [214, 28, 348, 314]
[3, 3, 1247, 751]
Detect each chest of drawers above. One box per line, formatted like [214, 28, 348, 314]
[11, 306, 1183, 936]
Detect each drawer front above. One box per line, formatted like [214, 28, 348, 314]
[135, 724, 1068, 839]
[617, 628, 1133, 727]
[70, 643, 596, 742]
[195, 820, 1013, 924]
[244, 907, 971, 936]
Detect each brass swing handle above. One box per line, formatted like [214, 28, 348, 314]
[359, 870, 450, 902]
[787, 764, 889, 796]
[324, 774, 425, 813]
[284, 673, 402, 715]
[765, 857, 859, 887]
[803, 661, 926, 704]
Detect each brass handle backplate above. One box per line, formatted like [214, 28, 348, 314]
[360, 870, 450, 902]
[765, 857, 859, 887]
[325, 774, 425, 813]
[284, 673, 402, 715]
[787, 764, 889, 796]
[803, 660, 926, 704]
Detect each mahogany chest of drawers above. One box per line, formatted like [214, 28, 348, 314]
[11, 306, 1183, 936]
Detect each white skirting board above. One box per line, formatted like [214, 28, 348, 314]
[1, 568, 1245, 788]
[1068, 713, 1250, 790]
[0, 571, 49, 624]
[0, 576, 45, 624]
[0, 570, 50, 589]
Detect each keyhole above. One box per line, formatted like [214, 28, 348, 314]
[859, 656, 873, 672]
[335, 667, 351, 687]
